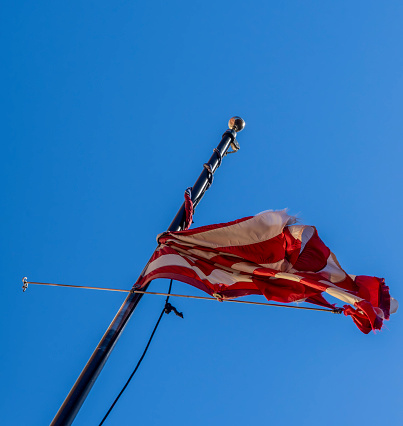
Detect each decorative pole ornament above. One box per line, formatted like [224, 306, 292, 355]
[50, 117, 245, 426]
[228, 116, 245, 132]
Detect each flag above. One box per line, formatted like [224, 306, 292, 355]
[135, 210, 397, 333]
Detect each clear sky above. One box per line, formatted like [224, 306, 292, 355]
[2, 1, 402, 425]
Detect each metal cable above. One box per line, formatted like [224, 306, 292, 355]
[22, 280, 341, 314]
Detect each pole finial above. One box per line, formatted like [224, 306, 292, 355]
[228, 116, 245, 133]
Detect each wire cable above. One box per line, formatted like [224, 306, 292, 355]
[22, 279, 342, 314]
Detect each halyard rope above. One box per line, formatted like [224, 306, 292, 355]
[98, 279, 176, 425]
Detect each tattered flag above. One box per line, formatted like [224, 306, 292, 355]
[135, 210, 397, 333]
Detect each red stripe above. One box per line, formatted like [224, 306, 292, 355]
[215, 233, 287, 265]
[305, 294, 336, 309]
[252, 277, 319, 303]
[209, 254, 251, 269]
[294, 228, 330, 272]
[165, 215, 253, 237]
[284, 227, 302, 265]
[355, 275, 390, 319]
[343, 301, 383, 334]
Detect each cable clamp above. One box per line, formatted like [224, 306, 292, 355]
[230, 137, 240, 152]
[22, 277, 28, 292]
[213, 292, 224, 302]
[164, 302, 183, 318]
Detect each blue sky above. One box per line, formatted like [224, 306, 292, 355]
[2, 1, 402, 425]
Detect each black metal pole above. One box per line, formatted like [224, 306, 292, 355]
[50, 117, 245, 426]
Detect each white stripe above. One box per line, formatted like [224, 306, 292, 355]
[144, 253, 253, 285]
[144, 254, 190, 275]
[317, 253, 347, 284]
[273, 272, 303, 282]
[318, 279, 363, 306]
[259, 260, 290, 272]
[256, 209, 297, 226]
[182, 247, 217, 261]
[390, 297, 399, 314]
[167, 210, 295, 249]
[287, 225, 307, 242]
[325, 286, 362, 306]
[228, 261, 258, 274]
[300, 226, 314, 253]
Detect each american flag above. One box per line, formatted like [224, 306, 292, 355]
[135, 210, 397, 333]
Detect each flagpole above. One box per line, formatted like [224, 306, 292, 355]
[50, 116, 245, 426]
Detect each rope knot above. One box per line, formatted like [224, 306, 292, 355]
[164, 302, 184, 318]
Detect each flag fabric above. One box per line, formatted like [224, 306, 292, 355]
[135, 210, 397, 333]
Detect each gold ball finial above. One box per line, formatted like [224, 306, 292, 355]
[228, 116, 245, 132]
